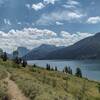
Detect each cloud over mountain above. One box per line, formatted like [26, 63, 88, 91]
[0, 0, 99, 53]
[0, 28, 93, 53]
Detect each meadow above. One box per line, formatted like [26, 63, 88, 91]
[0, 65, 8, 100]
[0, 59, 100, 100]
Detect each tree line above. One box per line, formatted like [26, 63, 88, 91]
[46, 64, 82, 78]
[0, 48, 82, 78]
[0, 49, 27, 68]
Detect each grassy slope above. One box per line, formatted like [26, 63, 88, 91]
[0, 59, 100, 100]
[0, 65, 8, 100]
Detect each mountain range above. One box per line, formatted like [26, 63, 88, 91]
[17, 47, 30, 57]
[43, 32, 100, 59]
[7, 47, 30, 59]
[10, 32, 100, 60]
[23, 44, 65, 60]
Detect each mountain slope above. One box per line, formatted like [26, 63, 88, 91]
[43, 32, 100, 59]
[7, 47, 30, 59]
[0, 60, 100, 100]
[23, 44, 64, 60]
[17, 47, 30, 57]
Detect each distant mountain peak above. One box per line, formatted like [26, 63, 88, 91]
[18, 47, 28, 49]
[43, 33, 100, 60]
[23, 44, 65, 60]
[17, 47, 30, 57]
[94, 32, 100, 37]
[39, 44, 56, 47]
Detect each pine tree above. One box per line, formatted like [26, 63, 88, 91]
[46, 64, 51, 70]
[22, 60, 27, 67]
[51, 67, 54, 71]
[55, 66, 58, 71]
[64, 66, 68, 73]
[75, 68, 82, 78]
[33, 64, 37, 67]
[2, 52, 7, 61]
[14, 57, 22, 64]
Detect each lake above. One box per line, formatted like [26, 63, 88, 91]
[28, 60, 100, 81]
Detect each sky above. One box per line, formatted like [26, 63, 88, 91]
[0, 0, 100, 52]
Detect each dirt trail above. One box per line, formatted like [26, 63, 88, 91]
[4, 72, 29, 100]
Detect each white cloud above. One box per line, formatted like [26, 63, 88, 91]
[67, 0, 80, 5]
[63, 0, 80, 9]
[31, 0, 59, 11]
[87, 16, 100, 24]
[32, 3, 45, 11]
[56, 21, 64, 25]
[43, 0, 58, 5]
[60, 31, 93, 46]
[36, 10, 85, 25]
[0, 28, 57, 52]
[67, 12, 83, 19]
[4, 19, 11, 25]
[63, 4, 76, 9]
[0, 28, 93, 53]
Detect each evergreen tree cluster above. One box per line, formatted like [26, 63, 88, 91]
[33, 64, 37, 68]
[13, 50, 27, 68]
[0, 49, 83, 78]
[2, 52, 8, 61]
[13, 57, 27, 68]
[46, 64, 51, 70]
[63, 66, 82, 78]
[46, 64, 58, 71]
[0, 50, 8, 62]
[13, 57, 22, 64]
[63, 66, 73, 75]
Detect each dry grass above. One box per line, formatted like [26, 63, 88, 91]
[0, 65, 9, 100]
[0, 60, 100, 100]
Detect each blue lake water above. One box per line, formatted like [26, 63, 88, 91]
[28, 60, 100, 81]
